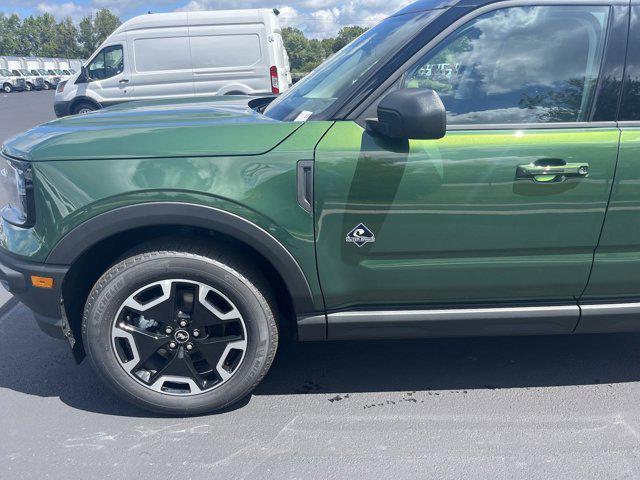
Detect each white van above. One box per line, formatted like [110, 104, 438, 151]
[24, 57, 59, 90]
[54, 8, 291, 116]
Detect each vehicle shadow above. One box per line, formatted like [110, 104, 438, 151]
[3, 303, 640, 417]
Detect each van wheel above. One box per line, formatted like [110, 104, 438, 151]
[82, 241, 279, 415]
[2, 84, 11, 93]
[43, 82, 51, 90]
[25, 83, 33, 91]
[72, 102, 97, 115]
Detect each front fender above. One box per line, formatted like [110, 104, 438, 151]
[46, 201, 317, 315]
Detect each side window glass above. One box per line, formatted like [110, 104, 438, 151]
[404, 6, 610, 125]
[88, 45, 124, 81]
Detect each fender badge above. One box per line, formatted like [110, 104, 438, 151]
[346, 223, 375, 247]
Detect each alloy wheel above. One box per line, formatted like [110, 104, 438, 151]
[111, 279, 247, 396]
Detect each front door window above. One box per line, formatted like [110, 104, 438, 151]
[87, 45, 124, 81]
[403, 6, 610, 124]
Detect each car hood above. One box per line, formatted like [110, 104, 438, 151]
[2, 96, 301, 162]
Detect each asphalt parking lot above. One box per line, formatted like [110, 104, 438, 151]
[2, 91, 640, 479]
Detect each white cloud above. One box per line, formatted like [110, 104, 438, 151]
[174, 0, 413, 38]
[36, 1, 87, 19]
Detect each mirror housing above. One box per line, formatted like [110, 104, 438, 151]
[77, 65, 90, 83]
[367, 88, 446, 140]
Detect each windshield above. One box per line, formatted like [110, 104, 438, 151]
[0, 69, 10, 76]
[19, 69, 30, 76]
[55, 69, 63, 74]
[63, 70, 71, 75]
[264, 10, 440, 121]
[38, 69, 47, 75]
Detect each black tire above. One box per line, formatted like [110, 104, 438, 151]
[25, 82, 33, 92]
[2, 83, 11, 93]
[82, 241, 279, 415]
[43, 82, 51, 90]
[72, 101, 98, 115]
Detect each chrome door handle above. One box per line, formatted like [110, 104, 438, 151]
[119, 79, 129, 84]
[516, 161, 589, 183]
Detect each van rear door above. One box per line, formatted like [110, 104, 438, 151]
[189, 15, 268, 96]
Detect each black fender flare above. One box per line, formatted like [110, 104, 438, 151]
[46, 202, 318, 315]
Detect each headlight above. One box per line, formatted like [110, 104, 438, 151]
[57, 80, 67, 93]
[0, 154, 34, 227]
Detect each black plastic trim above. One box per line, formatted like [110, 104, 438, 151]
[0, 248, 67, 323]
[296, 160, 314, 213]
[46, 202, 319, 315]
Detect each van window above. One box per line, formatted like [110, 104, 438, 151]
[190, 34, 261, 69]
[88, 45, 124, 80]
[134, 37, 191, 72]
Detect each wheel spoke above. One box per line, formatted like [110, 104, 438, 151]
[151, 348, 205, 390]
[114, 323, 169, 369]
[197, 335, 246, 381]
[191, 285, 241, 327]
[122, 280, 177, 324]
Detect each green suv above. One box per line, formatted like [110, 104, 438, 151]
[2, 0, 639, 414]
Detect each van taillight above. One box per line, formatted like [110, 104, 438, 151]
[270, 66, 279, 94]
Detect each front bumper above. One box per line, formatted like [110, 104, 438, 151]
[0, 249, 68, 338]
[54, 100, 71, 117]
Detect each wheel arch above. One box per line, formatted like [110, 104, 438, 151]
[48, 203, 320, 358]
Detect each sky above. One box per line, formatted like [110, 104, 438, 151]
[0, 0, 416, 38]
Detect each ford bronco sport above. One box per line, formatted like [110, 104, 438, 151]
[1, 0, 639, 414]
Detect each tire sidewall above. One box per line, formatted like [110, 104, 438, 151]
[3, 84, 11, 93]
[83, 253, 276, 414]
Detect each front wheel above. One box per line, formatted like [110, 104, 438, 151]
[2, 83, 11, 93]
[72, 101, 97, 115]
[25, 82, 33, 91]
[82, 243, 279, 415]
[43, 82, 51, 90]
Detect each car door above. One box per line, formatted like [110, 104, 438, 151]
[84, 44, 132, 105]
[314, 2, 625, 334]
[578, 2, 640, 332]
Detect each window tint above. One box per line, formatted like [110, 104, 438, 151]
[403, 6, 610, 125]
[88, 45, 124, 80]
[190, 34, 262, 69]
[134, 37, 191, 72]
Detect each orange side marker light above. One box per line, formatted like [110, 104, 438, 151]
[31, 275, 54, 289]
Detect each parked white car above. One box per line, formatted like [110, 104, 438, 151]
[54, 8, 292, 116]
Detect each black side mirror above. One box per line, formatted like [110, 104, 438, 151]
[367, 88, 446, 140]
[78, 65, 90, 83]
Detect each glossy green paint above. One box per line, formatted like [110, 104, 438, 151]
[3, 96, 302, 161]
[314, 121, 619, 311]
[583, 128, 640, 300]
[0, 113, 334, 312]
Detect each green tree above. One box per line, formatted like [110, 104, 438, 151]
[282, 27, 309, 72]
[78, 14, 96, 58]
[56, 17, 80, 58]
[0, 14, 23, 56]
[331, 26, 368, 53]
[37, 13, 60, 57]
[94, 9, 121, 46]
